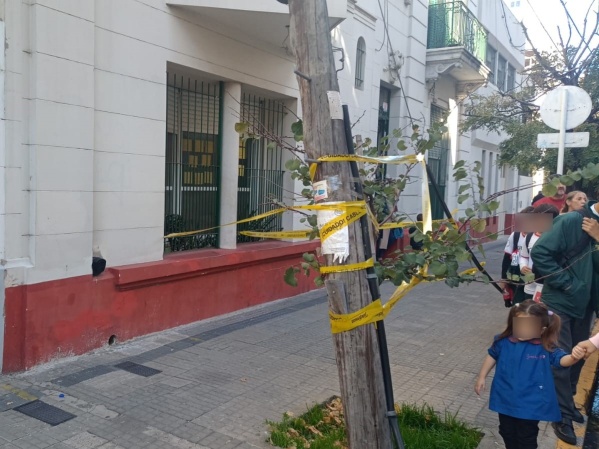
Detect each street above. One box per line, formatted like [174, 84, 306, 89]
[0, 239, 556, 448]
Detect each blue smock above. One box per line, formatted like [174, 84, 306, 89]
[488, 336, 565, 422]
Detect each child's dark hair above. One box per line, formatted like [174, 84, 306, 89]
[498, 300, 561, 351]
[533, 203, 560, 219]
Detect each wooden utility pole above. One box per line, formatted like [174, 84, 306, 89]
[287, 1, 393, 448]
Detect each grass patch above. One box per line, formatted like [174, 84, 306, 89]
[267, 398, 482, 449]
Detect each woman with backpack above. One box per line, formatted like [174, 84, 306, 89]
[501, 206, 535, 306]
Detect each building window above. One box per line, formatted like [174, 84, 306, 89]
[164, 73, 286, 252]
[165, 74, 221, 251]
[429, 105, 450, 219]
[507, 64, 516, 91]
[497, 54, 507, 91]
[355, 37, 366, 90]
[237, 94, 286, 242]
[486, 45, 497, 85]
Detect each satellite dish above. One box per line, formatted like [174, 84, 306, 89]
[540, 86, 592, 131]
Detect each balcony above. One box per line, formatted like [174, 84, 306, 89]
[426, 1, 490, 86]
[167, 0, 347, 51]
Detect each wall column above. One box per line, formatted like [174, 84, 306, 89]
[219, 82, 242, 249]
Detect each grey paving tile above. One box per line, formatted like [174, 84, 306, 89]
[0, 239, 552, 448]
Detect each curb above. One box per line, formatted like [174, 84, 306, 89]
[556, 322, 599, 449]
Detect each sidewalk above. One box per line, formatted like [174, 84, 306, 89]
[0, 238, 557, 449]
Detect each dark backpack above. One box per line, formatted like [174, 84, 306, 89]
[531, 208, 595, 284]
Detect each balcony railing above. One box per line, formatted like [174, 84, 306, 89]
[427, 1, 487, 64]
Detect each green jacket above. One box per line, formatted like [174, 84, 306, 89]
[530, 201, 599, 319]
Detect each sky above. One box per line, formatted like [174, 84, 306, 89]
[508, 0, 599, 52]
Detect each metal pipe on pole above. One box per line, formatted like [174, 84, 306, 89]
[342, 105, 405, 449]
[557, 88, 568, 174]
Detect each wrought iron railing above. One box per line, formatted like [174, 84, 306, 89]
[427, 1, 487, 64]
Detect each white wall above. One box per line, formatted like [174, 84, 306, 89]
[4, 0, 528, 287]
[6, 0, 301, 285]
[333, 0, 429, 217]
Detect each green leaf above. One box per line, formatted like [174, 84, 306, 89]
[284, 267, 298, 287]
[465, 208, 476, 218]
[570, 171, 582, 181]
[457, 194, 469, 204]
[488, 200, 500, 211]
[428, 261, 447, 276]
[542, 183, 557, 197]
[285, 159, 301, 171]
[266, 141, 278, 150]
[397, 140, 407, 151]
[458, 184, 470, 194]
[314, 276, 324, 287]
[456, 251, 470, 262]
[291, 120, 303, 136]
[454, 160, 466, 169]
[234, 122, 249, 134]
[471, 218, 486, 232]
[302, 253, 315, 263]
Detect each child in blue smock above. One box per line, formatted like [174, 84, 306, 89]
[474, 300, 585, 449]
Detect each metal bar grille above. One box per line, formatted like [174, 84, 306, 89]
[428, 105, 450, 220]
[427, 1, 487, 63]
[237, 93, 285, 242]
[165, 73, 221, 252]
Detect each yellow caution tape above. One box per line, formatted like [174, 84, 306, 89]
[308, 154, 432, 235]
[329, 264, 485, 333]
[309, 154, 420, 179]
[319, 207, 366, 242]
[239, 230, 313, 239]
[165, 201, 366, 239]
[366, 205, 380, 232]
[320, 258, 374, 274]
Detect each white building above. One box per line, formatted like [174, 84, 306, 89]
[0, 0, 525, 372]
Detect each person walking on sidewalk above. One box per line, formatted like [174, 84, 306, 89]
[518, 204, 560, 302]
[500, 206, 535, 306]
[533, 175, 567, 210]
[530, 199, 599, 444]
[475, 301, 585, 449]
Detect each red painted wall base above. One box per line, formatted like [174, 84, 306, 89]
[3, 241, 319, 373]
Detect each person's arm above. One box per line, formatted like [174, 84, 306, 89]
[531, 215, 583, 290]
[582, 217, 599, 241]
[559, 346, 585, 367]
[501, 234, 515, 281]
[475, 355, 497, 395]
[501, 253, 511, 284]
[572, 334, 599, 359]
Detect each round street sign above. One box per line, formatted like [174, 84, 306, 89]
[540, 86, 592, 131]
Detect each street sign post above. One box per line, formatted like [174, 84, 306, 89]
[537, 132, 590, 149]
[539, 86, 592, 174]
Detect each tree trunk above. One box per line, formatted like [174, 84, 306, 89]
[288, 1, 393, 448]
